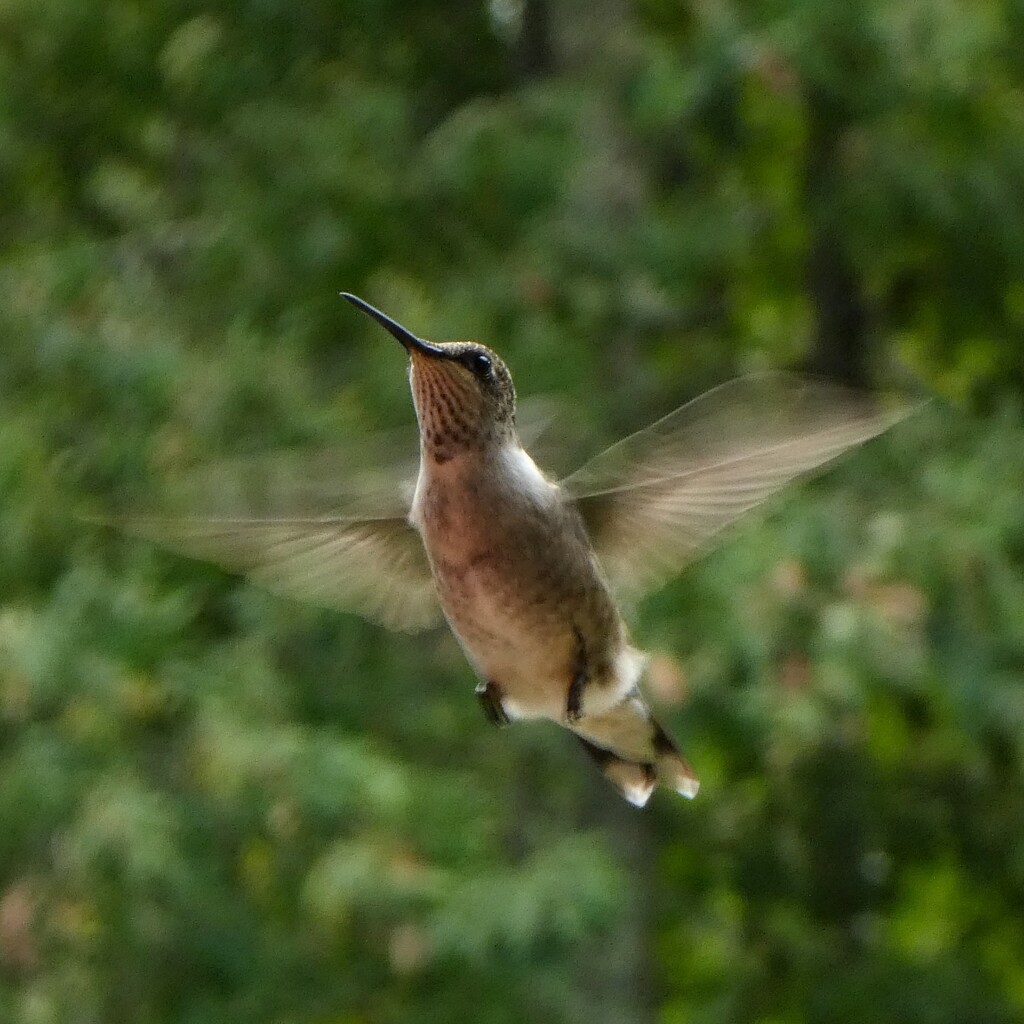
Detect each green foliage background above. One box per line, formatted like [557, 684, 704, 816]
[2, 1, 1023, 1021]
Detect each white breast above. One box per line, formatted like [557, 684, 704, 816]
[409, 441, 554, 530]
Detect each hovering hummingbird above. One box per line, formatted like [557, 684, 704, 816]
[128, 294, 912, 806]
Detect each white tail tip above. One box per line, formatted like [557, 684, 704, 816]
[604, 758, 656, 807]
[677, 775, 700, 800]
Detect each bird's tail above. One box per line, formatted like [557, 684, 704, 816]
[571, 692, 698, 807]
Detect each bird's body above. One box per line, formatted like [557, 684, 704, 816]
[383, 297, 703, 804]
[409, 434, 683, 803]
[122, 294, 915, 806]
[412, 444, 614, 723]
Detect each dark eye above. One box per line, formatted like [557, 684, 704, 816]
[468, 352, 492, 377]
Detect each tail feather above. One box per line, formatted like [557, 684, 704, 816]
[571, 692, 699, 805]
[651, 719, 700, 799]
[575, 735, 657, 807]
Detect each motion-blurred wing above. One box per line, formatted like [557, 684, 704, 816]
[123, 513, 438, 631]
[112, 442, 440, 632]
[562, 373, 917, 602]
[111, 392, 582, 632]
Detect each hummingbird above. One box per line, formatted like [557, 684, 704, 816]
[126, 294, 912, 806]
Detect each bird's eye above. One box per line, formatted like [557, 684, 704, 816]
[468, 352, 493, 377]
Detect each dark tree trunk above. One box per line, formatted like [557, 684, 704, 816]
[515, 0, 554, 79]
[803, 111, 871, 387]
[806, 226, 869, 387]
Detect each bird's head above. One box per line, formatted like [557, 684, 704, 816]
[342, 293, 517, 461]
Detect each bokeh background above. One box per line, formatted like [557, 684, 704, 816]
[3, 1, 1024, 1022]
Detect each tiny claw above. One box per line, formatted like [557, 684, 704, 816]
[476, 680, 510, 727]
[566, 626, 588, 722]
[565, 695, 584, 724]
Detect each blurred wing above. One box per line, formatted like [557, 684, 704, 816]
[122, 514, 439, 632]
[562, 373, 919, 602]
[111, 394, 581, 632]
[111, 439, 440, 632]
[514, 394, 591, 480]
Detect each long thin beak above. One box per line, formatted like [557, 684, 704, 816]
[340, 293, 448, 358]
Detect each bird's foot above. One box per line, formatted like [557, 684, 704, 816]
[476, 680, 510, 727]
[566, 627, 588, 723]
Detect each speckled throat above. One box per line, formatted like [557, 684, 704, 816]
[339, 293, 516, 461]
[410, 354, 497, 458]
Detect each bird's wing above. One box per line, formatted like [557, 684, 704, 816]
[105, 396, 569, 632]
[122, 513, 439, 632]
[561, 373, 918, 603]
[108, 443, 441, 632]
